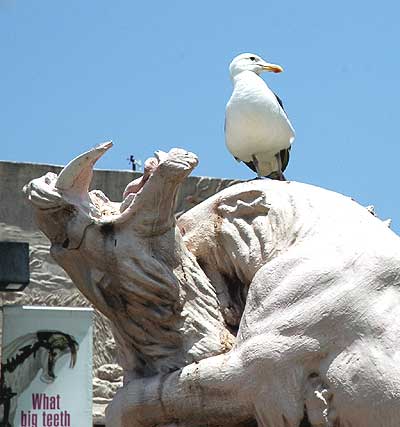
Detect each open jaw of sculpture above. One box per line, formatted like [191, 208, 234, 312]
[25, 143, 400, 427]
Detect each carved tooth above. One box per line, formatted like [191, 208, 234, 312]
[55, 141, 113, 194]
[154, 150, 168, 163]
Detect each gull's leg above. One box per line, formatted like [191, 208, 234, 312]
[267, 153, 286, 181]
[251, 155, 263, 178]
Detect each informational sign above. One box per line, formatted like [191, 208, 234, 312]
[0, 306, 93, 427]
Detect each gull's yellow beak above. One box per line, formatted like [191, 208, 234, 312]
[261, 63, 284, 73]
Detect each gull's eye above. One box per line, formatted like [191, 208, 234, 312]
[249, 56, 256, 61]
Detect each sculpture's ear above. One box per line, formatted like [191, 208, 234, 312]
[216, 190, 270, 217]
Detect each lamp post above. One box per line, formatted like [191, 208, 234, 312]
[0, 242, 30, 292]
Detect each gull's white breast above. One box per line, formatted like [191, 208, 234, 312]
[225, 71, 295, 162]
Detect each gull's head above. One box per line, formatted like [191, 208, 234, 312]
[229, 53, 283, 78]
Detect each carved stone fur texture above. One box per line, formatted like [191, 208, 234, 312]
[25, 143, 400, 427]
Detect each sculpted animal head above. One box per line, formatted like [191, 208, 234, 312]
[24, 144, 232, 377]
[23, 143, 198, 312]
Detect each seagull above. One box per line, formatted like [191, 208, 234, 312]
[225, 53, 295, 180]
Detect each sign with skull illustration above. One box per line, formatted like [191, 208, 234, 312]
[1, 306, 93, 427]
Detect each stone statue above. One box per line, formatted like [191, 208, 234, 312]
[24, 143, 400, 427]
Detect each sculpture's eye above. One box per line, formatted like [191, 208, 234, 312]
[249, 56, 256, 61]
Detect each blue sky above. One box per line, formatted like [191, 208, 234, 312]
[1, 1, 399, 230]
